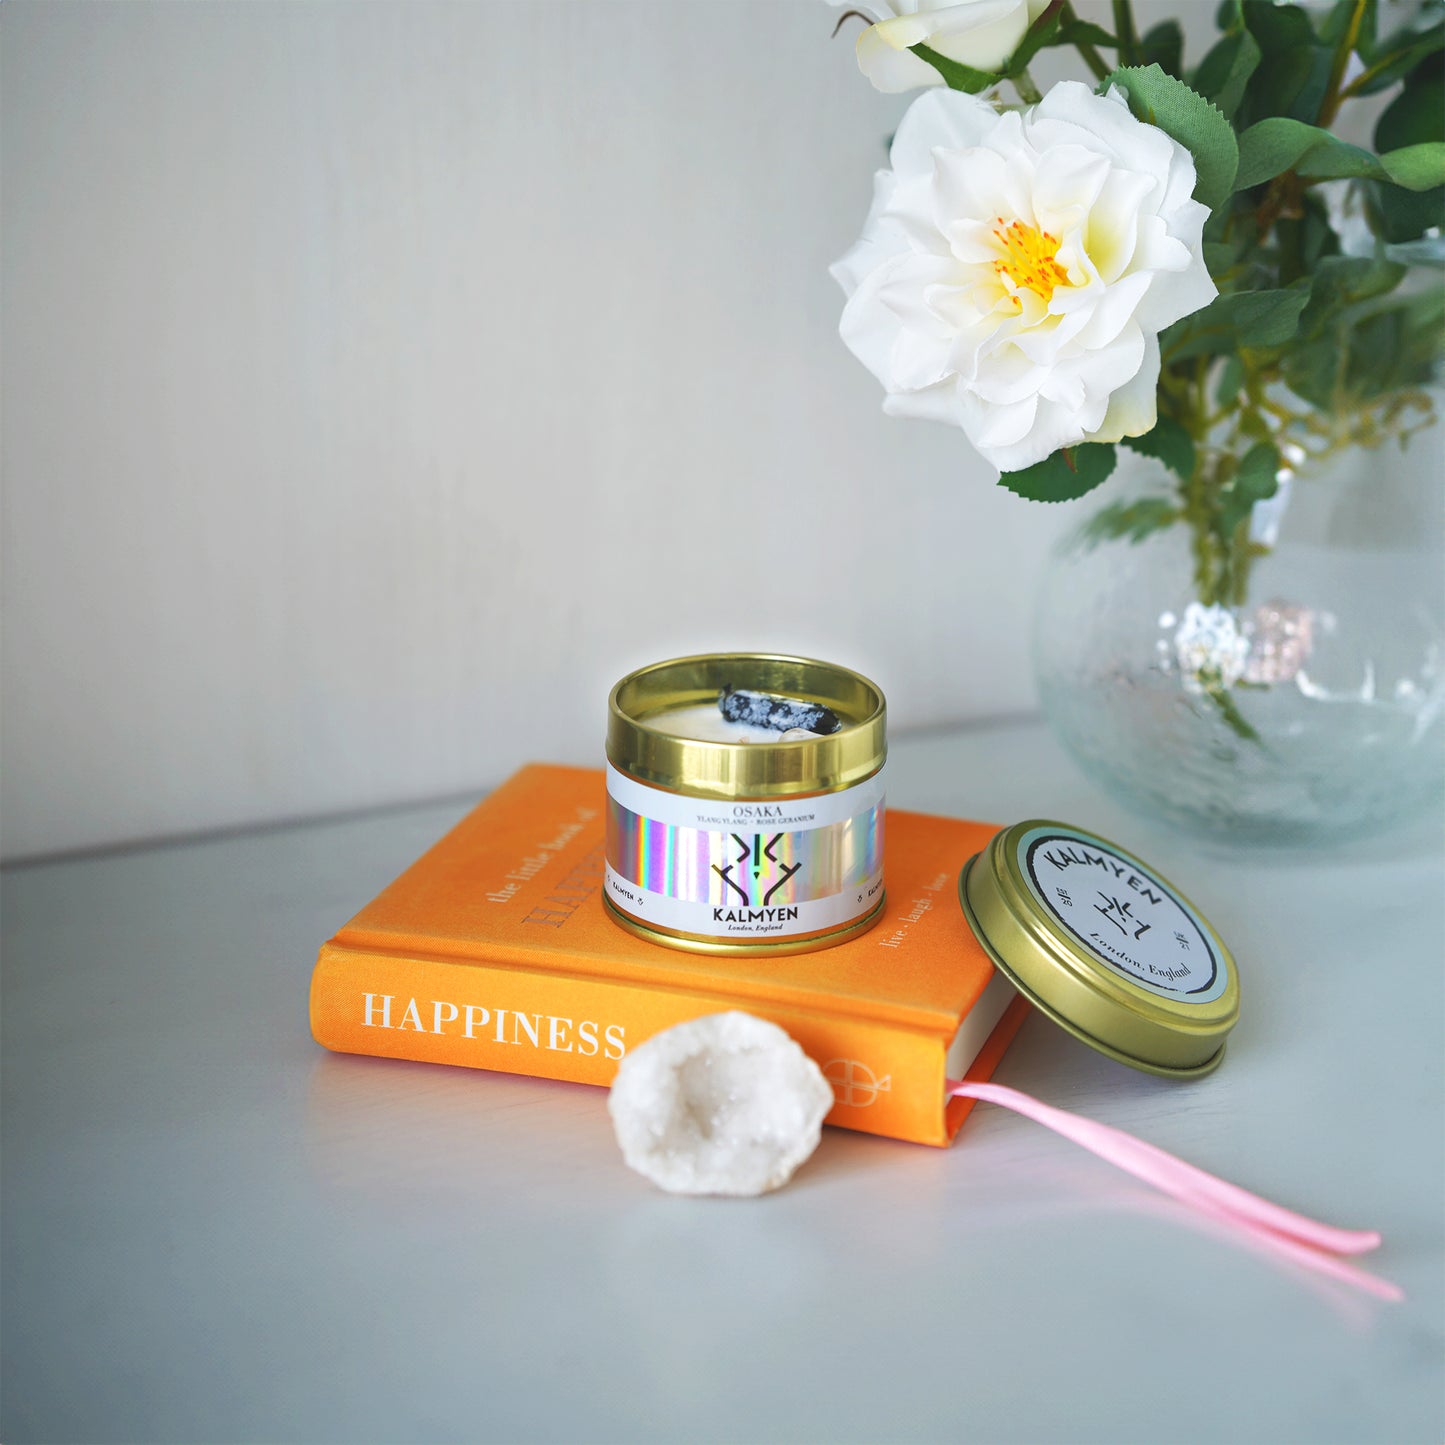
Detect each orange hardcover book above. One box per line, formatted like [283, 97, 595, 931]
[309, 764, 1029, 1146]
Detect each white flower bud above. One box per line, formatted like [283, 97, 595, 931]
[826, 0, 1051, 93]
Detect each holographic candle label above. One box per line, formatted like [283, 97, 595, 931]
[604, 764, 885, 942]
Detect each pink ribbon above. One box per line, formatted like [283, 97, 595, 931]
[946, 1079, 1402, 1302]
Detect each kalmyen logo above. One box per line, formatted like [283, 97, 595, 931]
[713, 833, 801, 907]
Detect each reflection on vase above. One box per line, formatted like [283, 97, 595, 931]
[1033, 441, 1445, 847]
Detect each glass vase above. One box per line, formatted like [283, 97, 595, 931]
[1033, 434, 1445, 847]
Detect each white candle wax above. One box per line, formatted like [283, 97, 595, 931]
[649, 704, 821, 744]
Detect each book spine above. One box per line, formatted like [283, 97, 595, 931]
[311, 941, 967, 1146]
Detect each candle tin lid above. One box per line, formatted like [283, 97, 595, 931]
[958, 821, 1239, 1078]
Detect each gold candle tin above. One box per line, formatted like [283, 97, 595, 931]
[605, 653, 887, 955]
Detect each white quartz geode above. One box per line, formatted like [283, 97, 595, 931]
[608, 1012, 835, 1196]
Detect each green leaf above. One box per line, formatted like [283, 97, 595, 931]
[1219, 441, 1281, 534]
[1214, 355, 1245, 407]
[1140, 20, 1184, 78]
[1371, 59, 1445, 239]
[1283, 285, 1445, 407]
[910, 43, 999, 94]
[1191, 30, 1262, 118]
[1275, 192, 1340, 281]
[1279, 335, 1338, 409]
[1294, 137, 1395, 181]
[998, 444, 1117, 502]
[1163, 283, 1311, 358]
[1122, 416, 1197, 479]
[1376, 52, 1444, 152]
[1372, 177, 1445, 244]
[1231, 112, 1312, 190]
[1298, 255, 1408, 337]
[1235, 118, 1445, 191]
[1355, 0, 1381, 59]
[1236, 441, 1280, 494]
[1106, 65, 1239, 209]
[1303, 191, 1341, 265]
[1081, 496, 1181, 549]
[1243, 46, 1320, 128]
[1225, 286, 1313, 346]
[1215, 0, 1245, 31]
[1238, 1, 1334, 123]
[1242, 0, 1316, 55]
[1349, 293, 1445, 397]
[1378, 143, 1445, 191]
[1235, 118, 1347, 186]
[1203, 240, 1242, 274]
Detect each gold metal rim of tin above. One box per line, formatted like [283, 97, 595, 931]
[602, 892, 888, 957]
[607, 653, 887, 800]
[957, 822, 1240, 1079]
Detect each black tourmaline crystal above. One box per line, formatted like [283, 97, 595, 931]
[718, 687, 842, 735]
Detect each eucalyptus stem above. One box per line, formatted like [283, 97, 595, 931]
[1111, 0, 1140, 66]
[1059, 0, 1110, 79]
[1317, 0, 1367, 126]
[1205, 683, 1266, 745]
[1012, 68, 1043, 104]
[1334, 53, 1398, 108]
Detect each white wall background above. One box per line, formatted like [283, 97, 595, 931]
[2, 0, 1211, 861]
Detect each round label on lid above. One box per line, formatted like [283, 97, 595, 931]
[1015, 825, 1228, 1006]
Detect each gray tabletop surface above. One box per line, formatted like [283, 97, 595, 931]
[4, 720, 1443, 1445]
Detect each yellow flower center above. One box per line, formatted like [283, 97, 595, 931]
[991, 218, 1070, 304]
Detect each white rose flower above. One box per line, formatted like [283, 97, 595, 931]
[827, 0, 1051, 93]
[831, 83, 1219, 474]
